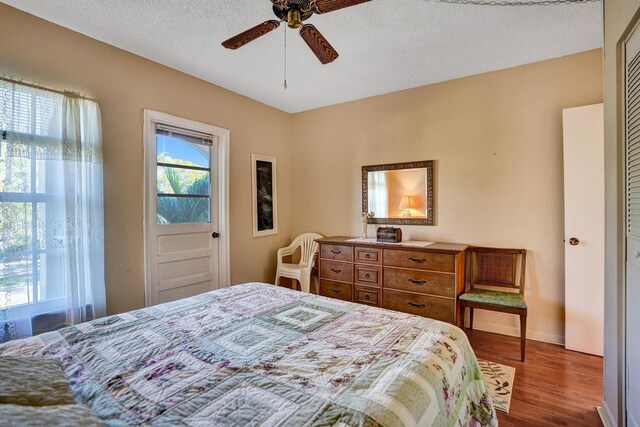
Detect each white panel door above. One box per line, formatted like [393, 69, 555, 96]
[626, 25, 640, 427]
[563, 103, 604, 356]
[144, 111, 230, 307]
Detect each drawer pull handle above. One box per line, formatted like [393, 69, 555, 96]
[331, 249, 342, 255]
[331, 268, 342, 273]
[408, 302, 426, 308]
[408, 279, 426, 285]
[365, 294, 370, 301]
[365, 253, 371, 259]
[365, 273, 371, 279]
[408, 257, 427, 263]
[331, 288, 342, 293]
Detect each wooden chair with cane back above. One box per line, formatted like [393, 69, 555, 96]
[459, 246, 528, 361]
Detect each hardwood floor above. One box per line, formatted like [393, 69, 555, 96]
[466, 329, 603, 427]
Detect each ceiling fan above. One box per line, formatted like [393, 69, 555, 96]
[222, 0, 372, 65]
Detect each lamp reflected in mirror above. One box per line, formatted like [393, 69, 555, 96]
[399, 195, 417, 217]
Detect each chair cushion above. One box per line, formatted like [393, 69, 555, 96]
[459, 288, 527, 309]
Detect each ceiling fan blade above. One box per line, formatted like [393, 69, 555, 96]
[312, 0, 372, 14]
[222, 20, 281, 50]
[299, 24, 339, 65]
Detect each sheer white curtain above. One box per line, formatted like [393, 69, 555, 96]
[368, 171, 388, 218]
[0, 79, 105, 341]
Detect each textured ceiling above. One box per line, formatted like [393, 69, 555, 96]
[3, 0, 603, 113]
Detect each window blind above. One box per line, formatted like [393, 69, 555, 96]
[155, 124, 214, 147]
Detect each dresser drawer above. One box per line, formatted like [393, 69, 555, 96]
[320, 260, 353, 282]
[355, 264, 381, 287]
[320, 244, 353, 262]
[383, 249, 455, 273]
[355, 247, 381, 264]
[355, 286, 380, 307]
[320, 280, 353, 302]
[384, 268, 455, 297]
[382, 290, 455, 323]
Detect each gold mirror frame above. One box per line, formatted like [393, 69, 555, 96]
[362, 160, 434, 226]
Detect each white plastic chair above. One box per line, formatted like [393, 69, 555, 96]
[274, 233, 323, 293]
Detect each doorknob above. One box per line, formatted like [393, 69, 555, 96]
[569, 237, 580, 246]
[212, 232, 220, 238]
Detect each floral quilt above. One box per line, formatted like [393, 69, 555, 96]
[0, 282, 498, 426]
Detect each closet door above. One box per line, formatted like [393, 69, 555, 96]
[625, 24, 640, 427]
[562, 103, 604, 356]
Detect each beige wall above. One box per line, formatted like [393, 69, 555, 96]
[0, 4, 606, 361]
[291, 49, 603, 345]
[0, 4, 294, 315]
[603, 2, 639, 425]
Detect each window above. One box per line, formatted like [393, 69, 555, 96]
[155, 126, 212, 224]
[367, 171, 388, 218]
[0, 86, 65, 310]
[0, 78, 105, 341]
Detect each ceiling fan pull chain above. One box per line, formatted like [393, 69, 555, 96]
[283, 23, 288, 90]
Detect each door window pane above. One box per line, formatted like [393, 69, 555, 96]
[157, 196, 210, 224]
[157, 166, 209, 196]
[157, 134, 210, 168]
[155, 130, 212, 224]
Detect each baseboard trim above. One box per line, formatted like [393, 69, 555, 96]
[471, 320, 565, 346]
[597, 402, 617, 427]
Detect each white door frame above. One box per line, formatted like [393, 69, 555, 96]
[143, 109, 230, 307]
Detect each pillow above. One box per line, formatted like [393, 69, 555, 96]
[0, 403, 106, 427]
[0, 356, 76, 406]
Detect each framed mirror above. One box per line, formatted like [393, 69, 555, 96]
[362, 160, 434, 226]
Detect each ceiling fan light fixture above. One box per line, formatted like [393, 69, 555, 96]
[287, 9, 303, 29]
[222, 0, 373, 64]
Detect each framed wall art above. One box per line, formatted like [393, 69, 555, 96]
[251, 154, 277, 237]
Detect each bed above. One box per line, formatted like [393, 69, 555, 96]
[0, 282, 498, 426]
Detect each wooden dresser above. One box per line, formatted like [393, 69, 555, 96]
[316, 236, 468, 325]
